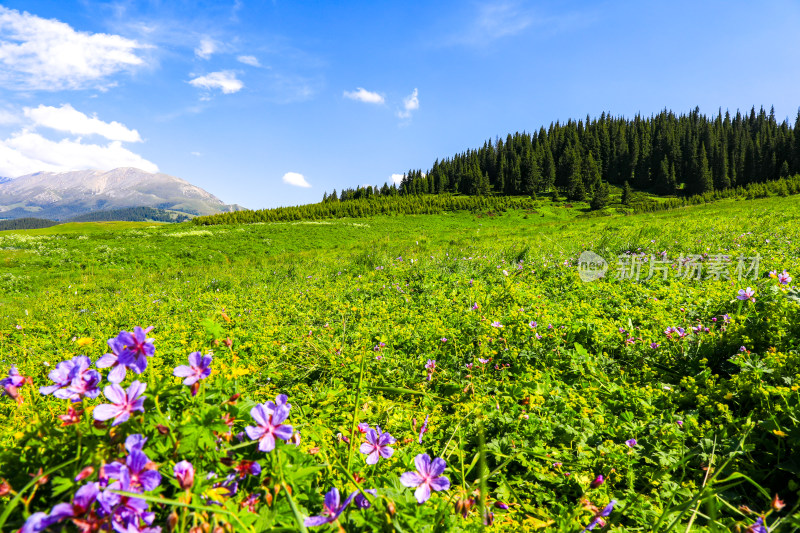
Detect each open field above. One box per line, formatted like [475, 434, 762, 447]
[1, 196, 799, 531]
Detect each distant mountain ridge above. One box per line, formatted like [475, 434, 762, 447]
[0, 168, 244, 220]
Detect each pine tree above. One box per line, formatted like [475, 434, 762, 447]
[655, 156, 673, 194]
[697, 144, 714, 194]
[581, 152, 602, 195]
[590, 181, 609, 210]
[568, 168, 586, 201]
[793, 110, 800, 173]
[541, 147, 556, 192]
[780, 160, 790, 178]
[622, 180, 632, 205]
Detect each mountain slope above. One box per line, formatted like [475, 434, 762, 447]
[0, 168, 243, 220]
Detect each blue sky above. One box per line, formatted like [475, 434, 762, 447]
[0, 1, 799, 209]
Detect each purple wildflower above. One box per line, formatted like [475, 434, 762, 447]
[62, 369, 101, 402]
[582, 500, 616, 532]
[740, 346, 747, 352]
[40, 358, 81, 395]
[528, 321, 537, 328]
[46, 482, 100, 526]
[174, 460, 194, 490]
[425, 359, 436, 381]
[650, 342, 660, 349]
[96, 336, 132, 384]
[748, 517, 769, 533]
[233, 459, 262, 478]
[105, 448, 162, 493]
[173, 351, 212, 393]
[20, 512, 51, 533]
[117, 326, 156, 373]
[97, 469, 154, 530]
[43, 356, 102, 402]
[0, 364, 25, 391]
[471, 302, 479, 310]
[418, 414, 429, 444]
[778, 271, 792, 285]
[245, 402, 293, 452]
[626, 439, 637, 447]
[359, 426, 396, 464]
[93, 381, 146, 426]
[267, 393, 291, 411]
[589, 475, 604, 489]
[737, 287, 756, 301]
[354, 489, 377, 509]
[304, 487, 357, 527]
[491, 321, 503, 328]
[399, 453, 450, 503]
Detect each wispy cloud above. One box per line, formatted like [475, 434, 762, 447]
[474, 1, 532, 41]
[397, 88, 419, 119]
[344, 87, 385, 104]
[265, 73, 321, 104]
[391, 173, 404, 185]
[189, 71, 243, 94]
[24, 104, 142, 142]
[282, 171, 311, 188]
[237, 55, 261, 67]
[0, 6, 149, 91]
[444, 1, 596, 48]
[194, 36, 217, 59]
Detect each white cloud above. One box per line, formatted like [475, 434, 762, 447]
[24, 104, 142, 142]
[0, 6, 148, 91]
[0, 131, 158, 177]
[189, 71, 243, 94]
[237, 55, 261, 67]
[343, 87, 385, 105]
[282, 171, 311, 188]
[194, 37, 217, 59]
[190, 151, 202, 157]
[391, 173, 404, 185]
[397, 88, 419, 119]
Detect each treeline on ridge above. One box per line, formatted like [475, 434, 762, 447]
[193, 195, 539, 225]
[355, 106, 800, 201]
[0, 217, 59, 231]
[66, 207, 191, 223]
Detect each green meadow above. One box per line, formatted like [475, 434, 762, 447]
[1, 195, 799, 531]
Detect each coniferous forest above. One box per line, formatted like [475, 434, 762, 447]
[380, 106, 800, 201]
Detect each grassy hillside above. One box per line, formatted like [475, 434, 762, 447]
[0, 196, 798, 531]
